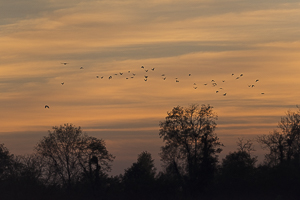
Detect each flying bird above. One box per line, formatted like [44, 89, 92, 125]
[223, 93, 227, 96]
[145, 70, 148, 72]
[80, 67, 84, 69]
[189, 74, 191, 76]
[256, 79, 259, 82]
[151, 68, 155, 71]
[61, 62, 68, 65]
[61, 82, 64, 85]
[45, 105, 49, 109]
[96, 76, 99, 78]
[144, 75, 148, 78]
[141, 66, 144, 69]
[120, 72, 123, 75]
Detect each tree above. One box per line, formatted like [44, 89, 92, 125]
[0, 143, 14, 181]
[258, 108, 300, 166]
[219, 138, 257, 196]
[159, 104, 223, 192]
[122, 151, 156, 199]
[35, 124, 114, 188]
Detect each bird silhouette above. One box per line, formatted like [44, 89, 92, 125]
[223, 93, 227, 96]
[96, 76, 99, 78]
[256, 79, 259, 82]
[144, 75, 148, 78]
[80, 67, 84, 69]
[145, 70, 148, 72]
[61, 62, 68, 65]
[45, 105, 49, 108]
[141, 66, 144, 69]
[151, 68, 155, 71]
[61, 82, 64, 85]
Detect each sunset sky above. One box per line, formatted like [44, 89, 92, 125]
[1, 0, 300, 175]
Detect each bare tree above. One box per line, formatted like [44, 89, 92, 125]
[159, 104, 223, 191]
[258, 108, 300, 166]
[35, 124, 114, 187]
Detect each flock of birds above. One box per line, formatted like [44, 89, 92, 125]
[44, 63, 264, 109]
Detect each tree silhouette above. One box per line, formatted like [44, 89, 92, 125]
[122, 151, 156, 199]
[0, 143, 14, 181]
[35, 124, 114, 188]
[218, 138, 257, 198]
[159, 104, 223, 194]
[258, 108, 300, 166]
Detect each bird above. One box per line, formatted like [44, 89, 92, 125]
[193, 87, 197, 89]
[145, 70, 148, 72]
[101, 76, 103, 79]
[211, 80, 215, 82]
[216, 91, 219, 93]
[189, 74, 191, 76]
[176, 80, 179, 82]
[108, 76, 112, 79]
[163, 77, 166, 80]
[45, 105, 49, 108]
[236, 77, 240, 79]
[161, 74, 165, 76]
[256, 79, 259, 82]
[223, 93, 227, 96]
[132, 73, 136, 76]
[80, 67, 84, 69]
[61, 62, 68, 65]
[212, 83, 217, 87]
[96, 76, 99, 78]
[240, 74, 243, 76]
[261, 93, 265, 94]
[141, 66, 144, 69]
[151, 68, 155, 71]
[204, 83, 207, 86]
[120, 72, 123, 75]
[144, 79, 147, 81]
[61, 82, 64, 85]
[128, 71, 130, 73]
[144, 75, 148, 78]
[232, 73, 234, 76]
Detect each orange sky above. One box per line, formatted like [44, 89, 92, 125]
[1, 0, 300, 175]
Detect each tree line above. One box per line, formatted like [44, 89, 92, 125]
[1, 104, 300, 200]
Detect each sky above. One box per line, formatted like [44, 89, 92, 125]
[1, 0, 300, 175]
